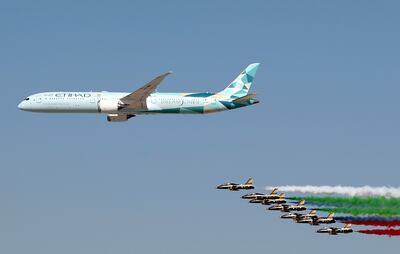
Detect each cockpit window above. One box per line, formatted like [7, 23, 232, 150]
[24, 98, 30, 101]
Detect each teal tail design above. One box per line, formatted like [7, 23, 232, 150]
[218, 63, 260, 100]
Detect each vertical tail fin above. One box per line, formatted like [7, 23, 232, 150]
[298, 200, 305, 206]
[219, 63, 260, 100]
[344, 224, 352, 229]
[244, 177, 254, 185]
[270, 188, 278, 195]
[327, 213, 335, 219]
[309, 209, 317, 216]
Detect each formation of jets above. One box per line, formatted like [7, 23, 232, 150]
[217, 178, 353, 236]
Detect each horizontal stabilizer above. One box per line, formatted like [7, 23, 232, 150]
[232, 93, 257, 104]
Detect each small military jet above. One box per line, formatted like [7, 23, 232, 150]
[268, 200, 306, 212]
[281, 209, 316, 220]
[280, 212, 302, 219]
[241, 188, 280, 200]
[316, 224, 353, 235]
[216, 178, 254, 191]
[260, 193, 286, 205]
[241, 192, 266, 200]
[310, 213, 335, 225]
[295, 210, 319, 223]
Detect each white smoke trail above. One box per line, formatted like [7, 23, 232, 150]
[265, 185, 400, 198]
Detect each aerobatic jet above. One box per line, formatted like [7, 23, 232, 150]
[309, 213, 335, 225]
[242, 188, 280, 201]
[18, 64, 260, 122]
[268, 200, 306, 212]
[316, 224, 353, 235]
[260, 193, 286, 205]
[281, 209, 317, 220]
[295, 210, 319, 223]
[216, 178, 254, 191]
[241, 192, 266, 200]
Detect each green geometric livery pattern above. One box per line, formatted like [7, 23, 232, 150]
[219, 63, 260, 100]
[143, 63, 260, 114]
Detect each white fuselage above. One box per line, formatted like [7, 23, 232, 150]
[18, 92, 212, 114]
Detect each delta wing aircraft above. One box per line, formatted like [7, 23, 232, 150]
[217, 178, 254, 191]
[18, 64, 260, 122]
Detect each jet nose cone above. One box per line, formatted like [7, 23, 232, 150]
[18, 101, 29, 111]
[18, 101, 24, 110]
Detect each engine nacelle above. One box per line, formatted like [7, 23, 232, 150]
[107, 114, 135, 122]
[98, 100, 120, 113]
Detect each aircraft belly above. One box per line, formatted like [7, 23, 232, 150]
[39, 101, 98, 113]
[145, 97, 204, 114]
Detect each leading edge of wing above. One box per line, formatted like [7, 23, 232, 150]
[120, 71, 172, 107]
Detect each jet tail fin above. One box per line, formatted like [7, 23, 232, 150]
[270, 188, 278, 195]
[327, 213, 335, 219]
[218, 63, 260, 100]
[244, 177, 254, 185]
[298, 200, 305, 206]
[344, 224, 352, 229]
[309, 209, 317, 216]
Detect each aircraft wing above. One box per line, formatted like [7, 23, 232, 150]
[120, 72, 171, 109]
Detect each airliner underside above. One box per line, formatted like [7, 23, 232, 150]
[18, 63, 260, 122]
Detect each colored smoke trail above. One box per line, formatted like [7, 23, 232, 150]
[346, 220, 400, 227]
[289, 196, 400, 208]
[318, 207, 400, 216]
[266, 185, 400, 197]
[335, 216, 400, 227]
[358, 229, 400, 236]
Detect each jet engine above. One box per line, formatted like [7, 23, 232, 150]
[107, 114, 135, 122]
[98, 100, 120, 113]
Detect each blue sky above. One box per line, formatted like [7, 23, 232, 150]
[1, 0, 399, 253]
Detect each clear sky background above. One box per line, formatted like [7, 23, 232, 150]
[1, 1, 399, 253]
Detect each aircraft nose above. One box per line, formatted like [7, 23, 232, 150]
[18, 101, 27, 111]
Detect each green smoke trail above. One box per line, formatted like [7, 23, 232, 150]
[318, 207, 400, 216]
[290, 196, 400, 208]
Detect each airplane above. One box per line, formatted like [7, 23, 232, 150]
[18, 63, 260, 122]
[309, 213, 335, 225]
[281, 209, 317, 220]
[295, 210, 319, 223]
[242, 188, 280, 200]
[280, 212, 302, 219]
[316, 224, 353, 235]
[268, 200, 306, 212]
[241, 192, 266, 200]
[216, 178, 254, 191]
[260, 193, 286, 205]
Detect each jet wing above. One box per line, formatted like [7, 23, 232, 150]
[120, 72, 171, 110]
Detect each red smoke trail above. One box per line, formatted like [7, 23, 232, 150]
[344, 220, 400, 228]
[358, 229, 400, 236]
